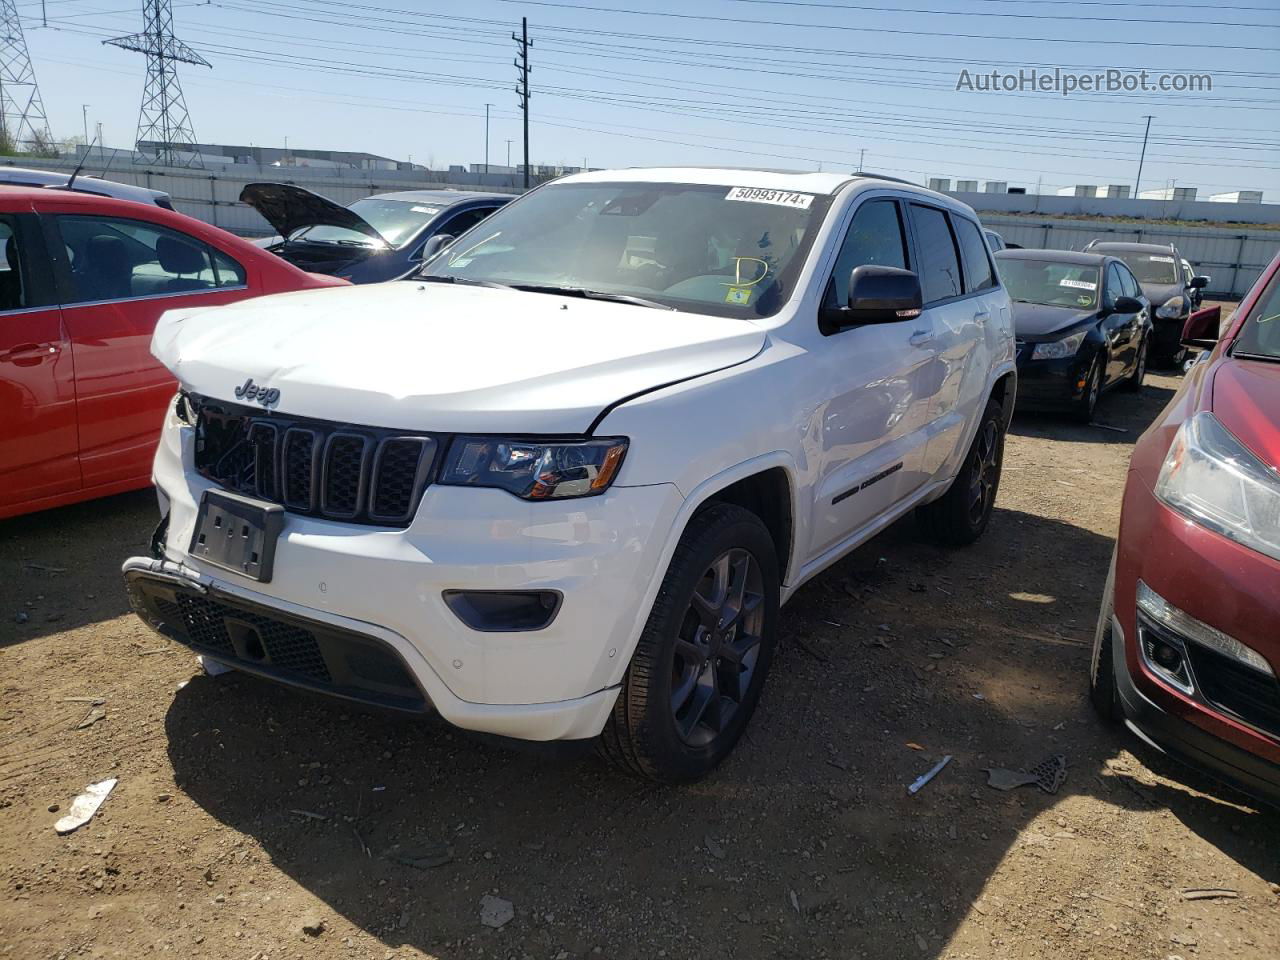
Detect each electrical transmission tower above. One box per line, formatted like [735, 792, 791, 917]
[105, 0, 210, 168]
[0, 0, 52, 153]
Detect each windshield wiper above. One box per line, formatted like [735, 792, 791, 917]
[415, 275, 514, 290]
[508, 283, 675, 311]
[1231, 350, 1280, 364]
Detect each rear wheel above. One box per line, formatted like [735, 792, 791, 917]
[598, 504, 780, 782]
[1121, 337, 1147, 392]
[917, 397, 1005, 546]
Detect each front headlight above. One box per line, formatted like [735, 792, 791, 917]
[1031, 329, 1088, 360]
[439, 436, 628, 500]
[1154, 412, 1280, 563]
[1156, 295, 1186, 319]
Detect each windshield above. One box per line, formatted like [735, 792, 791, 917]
[1113, 251, 1179, 285]
[293, 198, 444, 248]
[418, 181, 834, 318]
[998, 258, 1100, 309]
[1233, 270, 1280, 361]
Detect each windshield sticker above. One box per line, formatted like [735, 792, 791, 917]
[1059, 279, 1097, 291]
[410, 206, 440, 215]
[725, 187, 814, 209]
[724, 286, 753, 305]
[1148, 255, 1176, 263]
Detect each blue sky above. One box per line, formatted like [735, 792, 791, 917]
[21, 0, 1280, 197]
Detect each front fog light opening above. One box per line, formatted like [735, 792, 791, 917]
[1139, 626, 1194, 695]
[443, 590, 563, 633]
[1137, 580, 1274, 678]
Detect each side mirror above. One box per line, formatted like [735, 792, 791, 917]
[823, 265, 923, 331]
[1181, 304, 1221, 349]
[1189, 275, 1210, 290]
[1112, 295, 1144, 314]
[416, 234, 455, 262]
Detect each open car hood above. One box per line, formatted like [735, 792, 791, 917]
[239, 182, 384, 243]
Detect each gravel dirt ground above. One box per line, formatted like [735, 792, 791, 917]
[2, 363, 1278, 960]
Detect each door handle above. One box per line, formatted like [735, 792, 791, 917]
[0, 342, 58, 367]
[973, 310, 990, 324]
[908, 329, 934, 347]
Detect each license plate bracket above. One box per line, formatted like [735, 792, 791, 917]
[190, 490, 283, 582]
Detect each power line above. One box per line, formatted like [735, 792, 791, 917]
[488, 0, 1277, 50]
[725, 0, 1280, 28]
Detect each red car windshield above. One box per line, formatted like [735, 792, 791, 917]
[1233, 270, 1280, 361]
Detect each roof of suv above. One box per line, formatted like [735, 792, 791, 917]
[996, 248, 1110, 266]
[1086, 241, 1177, 255]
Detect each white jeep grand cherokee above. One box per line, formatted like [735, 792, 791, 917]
[124, 168, 1015, 782]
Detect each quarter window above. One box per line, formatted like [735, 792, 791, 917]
[57, 215, 224, 304]
[909, 204, 962, 303]
[827, 199, 908, 306]
[953, 217, 995, 292]
[0, 218, 26, 312]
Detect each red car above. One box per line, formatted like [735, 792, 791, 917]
[1091, 249, 1280, 806]
[0, 186, 344, 520]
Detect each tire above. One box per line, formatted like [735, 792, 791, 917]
[1121, 337, 1147, 392]
[1073, 355, 1103, 423]
[598, 503, 780, 782]
[1089, 547, 1123, 723]
[917, 397, 1005, 546]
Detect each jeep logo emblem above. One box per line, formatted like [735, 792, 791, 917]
[234, 377, 281, 408]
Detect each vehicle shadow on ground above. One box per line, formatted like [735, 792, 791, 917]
[1010, 379, 1177, 447]
[0, 490, 155, 647]
[164, 504, 1278, 959]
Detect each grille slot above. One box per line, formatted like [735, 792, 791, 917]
[191, 396, 436, 527]
[321, 433, 372, 519]
[369, 438, 433, 523]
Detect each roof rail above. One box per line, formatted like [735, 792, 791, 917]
[853, 171, 917, 186]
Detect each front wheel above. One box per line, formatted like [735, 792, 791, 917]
[917, 397, 1005, 546]
[1121, 338, 1147, 392]
[598, 503, 780, 782]
[1073, 355, 1103, 423]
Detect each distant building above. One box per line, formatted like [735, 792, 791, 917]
[927, 177, 951, 192]
[1139, 187, 1198, 201]
[1102, 185, 1131, 199]
[139, 140, 399, 170]
[955, 179, 978, 192]
[1209, 190, 1264, 204]
[1057, 185, 1098, 198]
[983, 181, 1007, 193]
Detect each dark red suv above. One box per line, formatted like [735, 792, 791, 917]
[1090, 249, 1280, 806]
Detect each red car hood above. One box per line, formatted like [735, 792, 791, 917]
[1211, 357, 1280, 469]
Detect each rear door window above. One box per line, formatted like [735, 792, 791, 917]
[908, 204, 962, 303]
[0, 218, 26, 312]
[953, 217, 995, 292]
[56, 215, 223, 303]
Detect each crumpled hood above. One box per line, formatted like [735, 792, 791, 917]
[240, 182, 385, 243]
[1211, 357, 1280, 470]
[1011, 302, 1097, 340]
[152, 282, 767, 434]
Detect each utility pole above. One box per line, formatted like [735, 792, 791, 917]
[82, 104, 91, 148]
[0, 0, 52, 151]
[513, 17, 531, 189]
[484, 102, 492, 174]
[858, 148, 865, 172]
[505, 139, 512, 167]
[1134, 115, 1154, 197]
